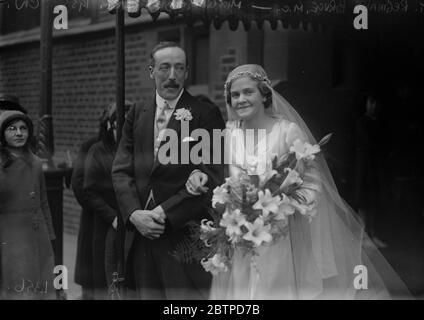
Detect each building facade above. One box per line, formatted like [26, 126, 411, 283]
[1, 1, 423, 234]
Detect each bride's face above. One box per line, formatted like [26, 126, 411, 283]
[230, 77, 265, 120]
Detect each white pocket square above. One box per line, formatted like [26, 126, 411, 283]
[182, 136, 197, 142]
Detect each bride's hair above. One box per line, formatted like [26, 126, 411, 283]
[257, 82, 272, 109]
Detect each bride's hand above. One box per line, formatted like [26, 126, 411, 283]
[186, 170, 209, 195]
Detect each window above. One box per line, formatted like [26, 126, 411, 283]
[185, 25, 209, 86]
[192, 32, 209, 85]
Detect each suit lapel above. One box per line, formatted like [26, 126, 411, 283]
[139, 97, 156, 176]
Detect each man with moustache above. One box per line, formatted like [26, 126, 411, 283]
[112, 42, 225, 300]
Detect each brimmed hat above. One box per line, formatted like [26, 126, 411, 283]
[0, 94, 27, 113]
[0, 110, 34, 146]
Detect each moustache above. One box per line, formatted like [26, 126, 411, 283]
[164, 81, 180, 89]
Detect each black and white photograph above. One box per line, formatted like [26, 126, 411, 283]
[0, 0, 423, 306]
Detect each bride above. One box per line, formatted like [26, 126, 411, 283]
[185, 64, 412, 300]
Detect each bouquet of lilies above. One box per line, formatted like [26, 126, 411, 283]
[200, 134, 332, 275]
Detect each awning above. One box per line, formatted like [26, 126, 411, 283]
[107, 0, 423, 30]
[108, 0, 423, 144]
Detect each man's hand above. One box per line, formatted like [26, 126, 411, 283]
[129, 209, 165, 240]
[186, 170, 209, 195]
[152, 205, 166, 224]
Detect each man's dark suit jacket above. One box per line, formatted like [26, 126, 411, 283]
[112, 90, 225, 293]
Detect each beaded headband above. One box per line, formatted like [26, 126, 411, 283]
[224, 71, 271, 98]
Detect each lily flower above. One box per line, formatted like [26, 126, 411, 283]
[291, 200, 317, 221]
[212, 185, 230, 208]
[200, 219, 216, 233]
[275, 194, 295, 221]
[201, 254, 228, 275]
[219, 208, 247, 239]
[228, 233, 243, 244]
[245, 155, 259, 175]
[258, 169, 278, 189]
[290, 139, 321, 161]
[279, 168, 303, 193]
[243, 217, 273, 247]
[252, 189, 281, 217]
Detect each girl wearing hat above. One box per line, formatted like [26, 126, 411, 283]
[0, 111, 56, 299]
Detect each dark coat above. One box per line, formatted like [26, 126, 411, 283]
[0, 154, 56, 299]
[84, 138, 120, 293]
[71, 136, 98, 288]
[112, 90, 225, 298]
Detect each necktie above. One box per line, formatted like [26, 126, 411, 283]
[154, 101, 171, 157]
[156, 101, 171, 133]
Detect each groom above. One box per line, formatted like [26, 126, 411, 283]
[112, 42, 225, 299]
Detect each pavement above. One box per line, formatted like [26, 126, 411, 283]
[63, 233, 82, 300]
[377, 208, 424, 299]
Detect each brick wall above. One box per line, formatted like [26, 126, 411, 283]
[0, 43, 41, 123]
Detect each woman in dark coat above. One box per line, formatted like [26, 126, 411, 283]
[84, 101, 131, 299]
[72, 104, 120, 299]
[71, 135, 98, 300]
[0, 110, 56, 299]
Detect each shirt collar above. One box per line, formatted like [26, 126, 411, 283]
[156, 89, 184, 110]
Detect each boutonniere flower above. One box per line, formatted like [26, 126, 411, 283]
[174, 108, 193, 121]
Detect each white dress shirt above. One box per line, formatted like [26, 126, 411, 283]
[154, 89, 185, 130]
[154, 89, 185, 155]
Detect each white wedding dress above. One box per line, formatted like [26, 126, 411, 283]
[211, 119, 330, 300]
[210, 118, 411, 300]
